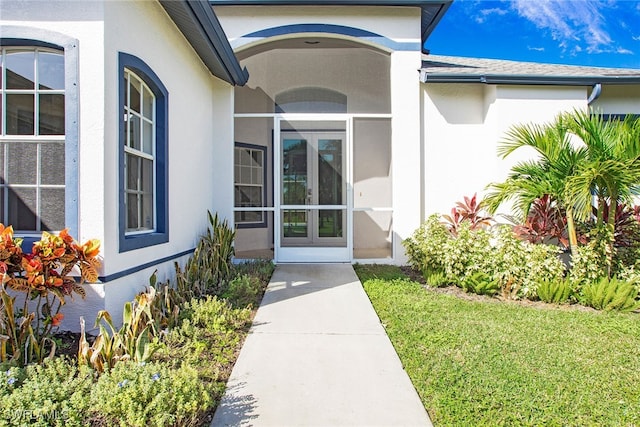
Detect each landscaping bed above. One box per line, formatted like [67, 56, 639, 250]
[0, 214, 274, 427]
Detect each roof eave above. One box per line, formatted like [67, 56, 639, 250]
[160, 0, 249, 86]
[420, 73, 640, 86]
[420, 1, 451, 53]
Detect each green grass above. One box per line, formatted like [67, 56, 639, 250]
[354, 264, 640, 427]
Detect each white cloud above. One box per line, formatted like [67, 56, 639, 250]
[616, 47, 633, 55]
[528, 46, 545, 52]
[475, 6, 508, 24]
[633, 35, 640, 41]
[510, 0, 613, 54]
[481, 7, 509, 17]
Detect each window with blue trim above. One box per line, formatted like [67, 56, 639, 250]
[234, 143, 267, 228]
[0, 46, 65, 234]
[119, 53, 168, 252]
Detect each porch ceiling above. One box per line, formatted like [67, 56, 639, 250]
[235, 36, 387, 60]
[209, 0, 452, 48]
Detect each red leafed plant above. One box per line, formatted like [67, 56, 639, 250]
[513, 195, 571, 248]
[597, 202, 640, 250]
[442, 193, 493, 235]
[0, 224, 101, 366]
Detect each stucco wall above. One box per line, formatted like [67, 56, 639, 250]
[422, 83, 588, 218]
[215, 5, 420, 45]
[591, 84, 640, 115]
[1, 0, 107, 330]
[1, 0, 235, 330]
[100, 0, 234, 323]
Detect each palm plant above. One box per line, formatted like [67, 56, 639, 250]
[484, 116, 586, 255]
[562, 110, 640, 230]
[486, 109, 640, 264]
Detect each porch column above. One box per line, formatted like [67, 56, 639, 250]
[390, 50, 422, 264]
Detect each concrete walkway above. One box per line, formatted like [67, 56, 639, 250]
[211, 263, 432, 427]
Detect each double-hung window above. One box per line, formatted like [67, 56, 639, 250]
[0, 46, 65, 233]
[234, 143, 266, 227]
[124, 69, 155, 233]
[119, 53, 168, 252]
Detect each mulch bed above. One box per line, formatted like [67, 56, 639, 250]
[399, 266, 599, 313]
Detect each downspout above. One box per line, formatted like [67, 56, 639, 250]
[587, 83, 602, 106]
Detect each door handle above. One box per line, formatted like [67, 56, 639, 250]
[307, 188, 312, 204]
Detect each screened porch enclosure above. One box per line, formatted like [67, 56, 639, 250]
[232, 41, 393, 262]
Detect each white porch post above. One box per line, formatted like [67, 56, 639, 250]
[390, 50, 422, 264]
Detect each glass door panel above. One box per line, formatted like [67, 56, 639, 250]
[282, 209, 308, 238]
[318, 209, 343, 238]
[282, 138, 308, 206]
[318, 138, 343, 206]
[280, 128, 347, 249]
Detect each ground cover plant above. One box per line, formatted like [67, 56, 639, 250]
[355, 264, 640, 426]
[0, 212, 274, 426]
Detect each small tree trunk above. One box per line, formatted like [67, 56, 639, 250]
[597, 196, 605, 227]
[566, 206, 579, 256]
[606, 196, 618, 278]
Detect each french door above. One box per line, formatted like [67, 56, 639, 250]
[276, 121, 349, 262]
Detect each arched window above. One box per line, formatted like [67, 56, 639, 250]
[119, 52, 168, 252]
[275, 87, 347, 113]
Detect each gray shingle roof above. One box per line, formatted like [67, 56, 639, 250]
[421, 55, 640, 85]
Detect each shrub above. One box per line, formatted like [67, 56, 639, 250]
[0, 225, 101, 366]
[536, 278, 573, 304]
[89, 361, 214, 427]
[441, 222, 495, 285]
[462, 272, 499, 296]
[175, 212, 235, 299]
[233, 259, 275, 285]
[179, 296, 251, 333]
[158, 296, 251, 384]
[406, 219, 565, 298]
[493, 226, 565, 299]
[570, 236, 612, 286]
[78, 289, 160, 374]
[146, 272, 184, 331]
[221, 274, 263, 308]
[403, 214, 449, 278]
[0, 357, 93, 427]
[580, 277, 640, 312]
[424, 269, 449, 287]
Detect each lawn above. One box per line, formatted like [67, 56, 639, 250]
[354, 264, 640, 427]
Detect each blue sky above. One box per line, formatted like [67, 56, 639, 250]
[426, 0, 640, 69]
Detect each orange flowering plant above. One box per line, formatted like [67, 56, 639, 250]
[0, 224, 101, 366]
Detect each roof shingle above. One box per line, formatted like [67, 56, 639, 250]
[421, 55, 640, 85]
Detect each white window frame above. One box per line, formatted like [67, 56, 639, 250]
[123, 68, 156, 235]
[0, 46, 66, 234]
[234, 143, 266, 227]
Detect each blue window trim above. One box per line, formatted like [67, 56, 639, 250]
[601, 114, 640, 121]
[100, 248, 194, 282]
[235, 142, 268, 229]
[118, 52, 169, 252]
[0, 27, 80, 253]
